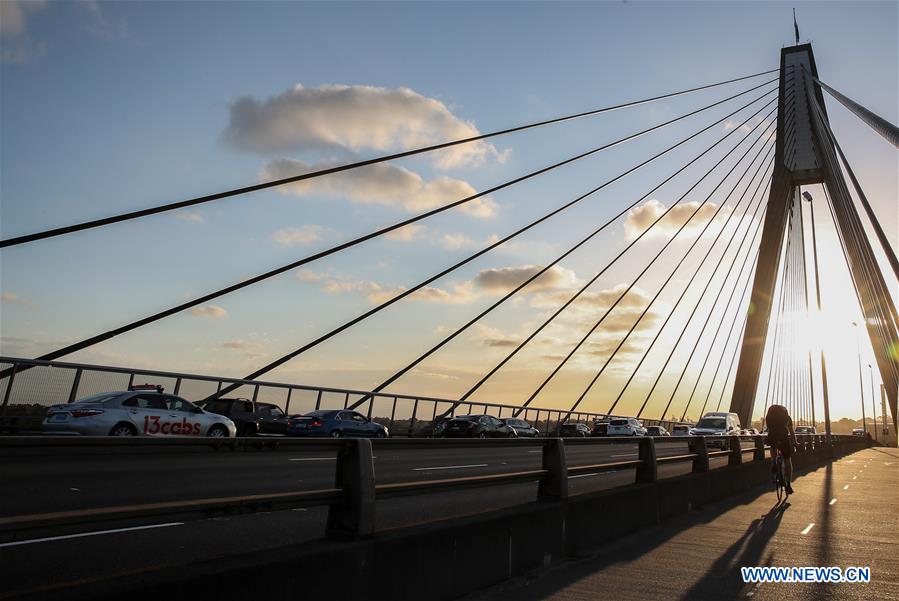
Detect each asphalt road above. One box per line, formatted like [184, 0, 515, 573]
[464, 447, 899, 601]
[0, 437, 751, 599]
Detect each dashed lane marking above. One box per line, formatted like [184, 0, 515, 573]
[829, 498, 837, 505]
[801, 523, 815, 535]
[843, 484, 850, 490]
[0, 522, 184, 548]
[412, 464, 488, 471]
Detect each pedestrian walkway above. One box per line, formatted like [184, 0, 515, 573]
[464, 448, 899, 601]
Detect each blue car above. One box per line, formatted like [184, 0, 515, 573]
[287, 409, 389, 438]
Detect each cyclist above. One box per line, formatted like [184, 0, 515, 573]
[765, 404, 796, 495]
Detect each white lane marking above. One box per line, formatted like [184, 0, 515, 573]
[289, 457, 335, 461]
[412, 464, 488, 471]
[68, 488, 80, 492]
[852, 476, 857, 480]
[885, 462, 894, 466]
[568, 472, 612, 479]
[527, 450, 542, 453]
[0, 522, 184, 548]
[610, 453, 638, 458]
[843, 484, 850, 490]
[829, 498, 837, 505]
[846, 460, 855, 463]
[801, 523, 815, 535]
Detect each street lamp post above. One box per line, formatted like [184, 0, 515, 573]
[852, 321, 867, 437]
[868, 364, 878, 444]
[803, 191, 831, 441]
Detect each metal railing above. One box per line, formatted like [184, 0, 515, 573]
[0, 356, 690, 435]
[0, 433, 867, 540]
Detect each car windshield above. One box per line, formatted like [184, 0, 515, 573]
[696, 418, 726, 429]
[303, 411, 334, 418]
[454, 415, 479, 422]
[73, 393, 121, 405]
[609, 419, 628, 426]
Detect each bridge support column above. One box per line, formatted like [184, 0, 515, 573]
[691, 437, 709, 473]
[728, 436, 743, 466]
[538, 438, 568, 500]
[326, 439, 375, 539]
[636, 437, 657, 483]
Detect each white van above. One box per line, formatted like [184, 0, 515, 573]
[691, 412, 742, 448]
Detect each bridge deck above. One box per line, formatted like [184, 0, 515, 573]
[465, 447, 899, 601]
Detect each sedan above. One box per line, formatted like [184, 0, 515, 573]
[287, 410, 388, 438]
[607, 418, 647, 436]
[591, 420, 610, 437]
[558, 423, 590, 438]
[442, 415, 515, 438]
[501, 418, 540, 437]
[42, 389, 236, 437]
[671, 425, 692, 436]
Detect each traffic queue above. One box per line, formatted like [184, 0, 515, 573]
[42, 385, 754, 441]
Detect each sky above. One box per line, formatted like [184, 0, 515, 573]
[1, 1, 896, 424]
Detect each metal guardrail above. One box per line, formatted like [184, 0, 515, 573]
[0, 433, 866, 540]
[0, 356, 691, 436]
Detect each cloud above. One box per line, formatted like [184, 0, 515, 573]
[321, 280, 384, 296]
[190, 305, 227, 318]
[272, 224, 335, 246]
[472, 265, 580, 294]
[1, 292, 19, 303]
[442, 233, 477, 250]
[295, 268, 324, 283]
[531, 284, 665, 339]
[261, 158, 496, 218]
[0, 1, 46, 37]
[623, 199, 725, 241]
[223, 83, 502, 168]
[1, 0, 47, 62]
[385, 224, 429, 241]
[220, 340, 263, 351]
[176, 210, 204, 223]
[81, 1, 127, 40]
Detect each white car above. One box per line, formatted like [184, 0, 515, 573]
[691, 412, 742, 449]
[607, 417, 647, 436]
[42, 386, 237, 437]
[671, 424, 692, 436]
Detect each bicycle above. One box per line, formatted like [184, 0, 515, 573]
[772, 446, 787, 502]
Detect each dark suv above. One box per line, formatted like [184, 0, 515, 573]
[196, 398, 289, 436]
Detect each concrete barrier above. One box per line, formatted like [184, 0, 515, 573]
[10, 436, 868, 601]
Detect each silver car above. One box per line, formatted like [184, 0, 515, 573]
[42, 389, 237, 437]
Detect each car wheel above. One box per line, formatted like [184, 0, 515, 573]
[478, 432, 487, 439]
[207, 424, 228, 437]
[109, 423, 136, 436]
[330, 430, 343, 438]
[375, 430, 387, 438]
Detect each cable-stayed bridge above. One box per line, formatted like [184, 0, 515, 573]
[0, 40, 897, 601]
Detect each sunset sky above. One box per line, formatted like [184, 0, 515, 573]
[1, 1, 896, 424]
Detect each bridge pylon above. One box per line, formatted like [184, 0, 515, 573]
[729, 43, 899, 432]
